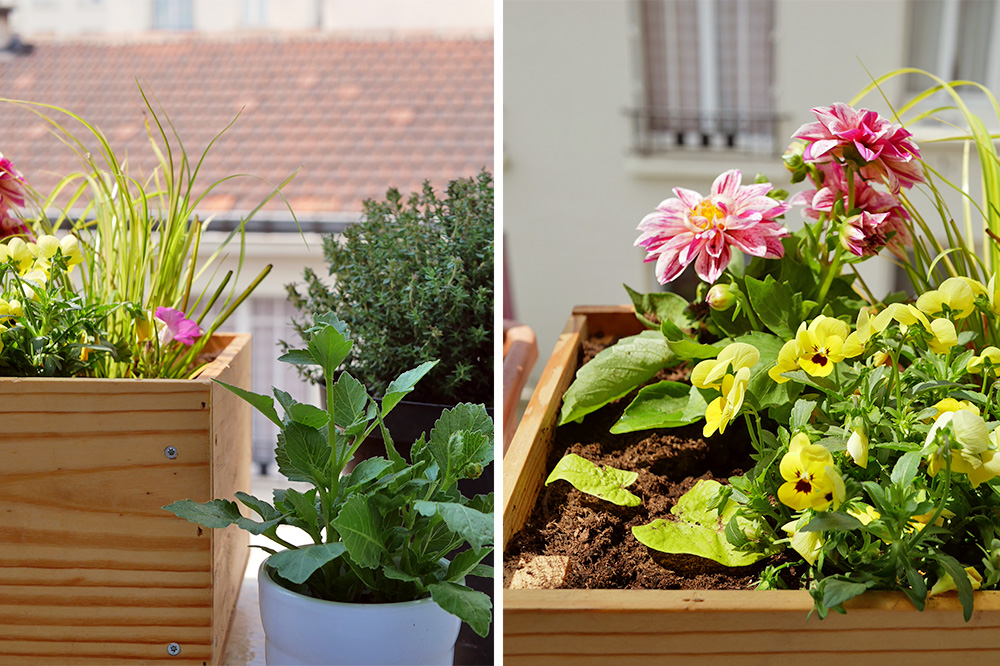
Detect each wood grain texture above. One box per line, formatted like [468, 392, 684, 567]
[503, 308, 1000, 665]
[0, 333, 252, 666]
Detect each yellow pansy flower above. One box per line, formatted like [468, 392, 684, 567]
[60, 234, 84, 268]
[846, 424, 869, 468]
[932, 397, 980, 420]
[36, 235, 60, 259]
[768, 339, 799, 384]
[842, 308, 873, 358]
[5, 237, 34, 272]
[926, 318, 958, 355]
[782, 515, 823, 565]
[925, 410, 990, 478]
[777, 433, 846, 511]
[847, 503, 880, 526]
[691, 342, 759, 391]
[916, 277, 978, 320]
[967, 347, 1000, 375]
[794, 315, 848, 377]
[703, 366, 750, 438]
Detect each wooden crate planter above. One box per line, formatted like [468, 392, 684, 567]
[503, 307, 1000, 664]
[0, 333, 252, 666]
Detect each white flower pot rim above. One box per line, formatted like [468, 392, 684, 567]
[259, 560, 438, 609]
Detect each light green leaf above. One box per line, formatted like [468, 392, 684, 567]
[426, 404, 494, 482]
[624, 284, 693, 330]
[383, 360, 439, 415]
[660, 319, 724, 360]
[558, 331, 675, 425]
[545, 453, 640, 506]
[266, 543, 347, 584]
[631, 479, 764, 567]
[428, 582, 492, 638]
[414, 500, 493, 550]
[611, 381, 699, 433]
[891, 450, 923, 487]
[332, 495, 386, 568]
[790, 399, 817, 431]
[214, 379, 281, 427]
[308, 323, 353, 378]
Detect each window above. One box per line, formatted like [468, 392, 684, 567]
[152, 0, 193, 30]
[242, 0, 267, 28]
[632, 0, 778, 155]
[906, 0, 1000, 94]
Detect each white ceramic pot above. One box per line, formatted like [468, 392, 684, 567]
[257, 561, 462, 665]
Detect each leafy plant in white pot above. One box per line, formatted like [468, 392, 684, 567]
[165, 313, 494, 665]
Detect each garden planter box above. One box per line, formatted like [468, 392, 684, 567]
[0, 333, 252, 665]
[503, 306, 1000, 664]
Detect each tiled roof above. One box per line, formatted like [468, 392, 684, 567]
[0, 34, 493, 216]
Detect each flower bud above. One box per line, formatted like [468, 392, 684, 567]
[706, 283, 737, 311]
[846, 424, 869, 468]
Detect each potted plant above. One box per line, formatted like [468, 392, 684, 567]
[0, 90, 293, 663]
[503, 71, 1000, 663]
[165, 313, 494, 665]
[285, 170, 493, 444]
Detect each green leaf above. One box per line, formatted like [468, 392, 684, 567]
[287, 403, 330, 429]
[332, 495, 386, 568]
[800, 512, 865, 532]
[428, 582, 492, 638]
[935, 552, 975, 621]
[790, 399, 816, 431]
[280, 488, 319, 527]
[732, 331, 797, 410]
[414, 501, 493, 550]
[277, 349, 317, 366]
[631, 479, 765, 567]
[280, 422, 331, 486]
[624, 284, 693, 330]
[266, 543, 347, 584]
[214, 379, 281, 427]
[611, 381, 699, 433]
[891, 450, 923, 487]
[426, 404, 494, 482]
[344, 457, 394, 489]
[332, 371, 371, 435]
[447, 548, 493, 582]
[308, 322, 354, 377]
[821, 577, 871, 611]
[660, 320, 725, 360]
[163, 498, 283, 535]
[558, 331, 675, 425]
[235, 491, 282, 522]
[744, 275, 802, 338]
[545, 453, 641, 506]
[382, 360, 438, 415]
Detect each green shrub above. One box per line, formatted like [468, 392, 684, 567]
[285, 171, 493, 405]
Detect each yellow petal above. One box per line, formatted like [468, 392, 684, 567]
[718, 342, 760, 372]
[691, 358, 723, 390]
[703, 396, 723, 438]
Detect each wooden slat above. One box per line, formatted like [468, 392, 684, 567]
[503, 307, 1000, 664]
[0, 333, 251, 665]
[503, 313, 588, 546]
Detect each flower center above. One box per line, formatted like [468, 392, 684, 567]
[794, 477, 813, 495]
[811, 353, 828, 367]
[692, 201, 726, 230]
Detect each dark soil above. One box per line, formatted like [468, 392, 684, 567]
[504, 337, 782, 591]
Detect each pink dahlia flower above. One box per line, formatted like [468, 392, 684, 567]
[790, 162, 911, 258]
[841, 211, 890, 258]
[155, 306, 203, 346]
[793, 103, 923, 192]
[635, 169, 791, 284]
[0, 153, 27, 212]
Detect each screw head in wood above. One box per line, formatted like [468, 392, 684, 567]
[164, 446, 178, 459]
[167, 642, 181, 656]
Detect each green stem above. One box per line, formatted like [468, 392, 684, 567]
[909, 451, 951, 552]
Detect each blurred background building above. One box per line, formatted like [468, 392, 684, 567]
[504, 0, 998, 391]
[0, 0, 493, 470]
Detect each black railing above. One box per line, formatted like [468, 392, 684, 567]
[628, 107, 784, 156]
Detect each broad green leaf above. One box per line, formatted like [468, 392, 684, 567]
[163, 498, 283, 535]
[308, 323, 354, 377]
[631, 479, 764, 567]
[624, 284, 693, 330]
[466, 493, 494, 515]
[277, 349, 317, 366]
[545, 453, 640, 506]
[332, 372, 371, 434]
[446, 548, 494, 582]
[414, 500, 493, 550]
[745, 275, 802, 338]
[611, 381, 699, 433]
[428, 582, 492, 638]
[235, 491, 282, 522]
[280, 488, 319, 527]
[288, 403, 330, 429]
[891, 450, 924, 487]
[800, 512, 865, 533]
[332, 495, 386, 568]
[660, 319, 724, 360]
[426, 404, 494, 482]
[558, 331, 675, 425]
[821, 577, 871, 612]
[790, 399, 816, 431]
[383, 564, 423, 584]
[935, 552, 975, 622]
[732, 331, 797, 411]
[344, 457, 394, 489]
[214, 379, 281, 427]
[280, 422, 331, 486]
[383, 360, 438, 415]
[266, 543, 347, 584]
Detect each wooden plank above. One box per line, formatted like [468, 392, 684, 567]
[0, 604, 211, 626]
[571, 305, 643, 338]
[0, 640, 212, 660]
[502, 321, 539, 455]
[503, 313, 588, 546]
[0, 625, 210, 643]
[0, 567, 210, 588]
[207, 333, 252, 664]
[502, 307, 1000, 663]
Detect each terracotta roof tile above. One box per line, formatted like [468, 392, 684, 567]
[0, 34, 493, 215]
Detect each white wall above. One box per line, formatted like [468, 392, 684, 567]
[504, 0, 969, 386]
